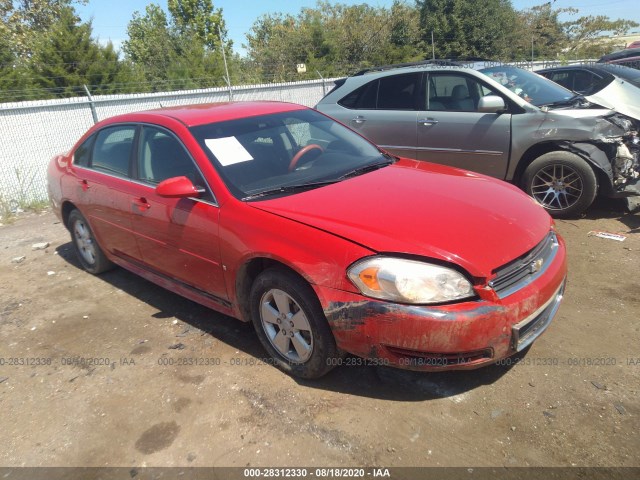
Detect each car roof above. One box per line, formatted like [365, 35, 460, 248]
[536, 65, 611, 77]
[537, 63, 640, 85]
[598, 47, 640, 62]
[537, 65, 599, 73]
[349, 58, 506, 77]
[352, 59, 467, 76]
[102, 101, 307, 128]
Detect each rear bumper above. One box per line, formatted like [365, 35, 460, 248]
[315, 235, 567, 371]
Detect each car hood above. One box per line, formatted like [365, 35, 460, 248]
[585, 78, 640, 121]
[539, 104, 635, 142]
[250, 160, 552, 278]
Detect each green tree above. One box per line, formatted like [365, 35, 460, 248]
[515, 3, 569, 60]
[0, 35, 25, 96]
[514, 3, 639, 60]
[245, 1, 421, 81]
[245, 12, 304, 80]
[168, 0, 228, 50]
[31, 7, 134, 96]
[563, 13, 639, 57]
[383, 1, 421, 63]
[123, 4, 175, 87]
[123, 1, 232, 89]
[0, 0, 137, 100]
[168, 0, 232, 87]
[417, 0, 519, 60]
[1, 0, 87, 59]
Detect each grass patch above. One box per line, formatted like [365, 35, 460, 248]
[0, 195, 50, 223]
[20, 198, 50, 214]
[0, 194, 14, 223]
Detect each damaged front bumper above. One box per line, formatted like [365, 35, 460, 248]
[314, 235, 568, 371]
[568, 113, 640, 196]
[608, 115, 640, 196]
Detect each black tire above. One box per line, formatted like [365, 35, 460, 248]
[522, 151, 598, 218]
[68, 209, 114, 274]
[249, 268, 339, 379]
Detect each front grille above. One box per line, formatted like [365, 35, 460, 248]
[489, 231, 559, 298]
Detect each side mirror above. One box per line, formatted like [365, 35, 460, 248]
[478, 95, 506, 113]
[155, 176, 202, 198]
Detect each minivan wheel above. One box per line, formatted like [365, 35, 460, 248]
[522, 151, 597, 218]
[68, 209, 114, 274]
[250, 268, 339, 379]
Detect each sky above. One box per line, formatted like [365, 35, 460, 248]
[75, 0, 640, 56]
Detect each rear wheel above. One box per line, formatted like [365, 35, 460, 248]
[250, 268, 339, 379]
[68, 209, 113, 274]
[522, 151, 597, 218]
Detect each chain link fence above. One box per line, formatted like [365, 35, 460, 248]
[0, 78, 334, 210]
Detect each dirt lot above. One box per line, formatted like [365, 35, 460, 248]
[0, 199, 638, 471]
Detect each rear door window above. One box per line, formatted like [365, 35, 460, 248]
[338, 73, 421, 110]
[73, 135, 94, 167]
[91, 126, 136, 177]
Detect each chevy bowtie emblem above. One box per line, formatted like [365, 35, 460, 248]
[529, 258, 544, 274]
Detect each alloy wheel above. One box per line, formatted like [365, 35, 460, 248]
[73, 219, 97, 266]
[530, 163, 583, 211]
[259, 288, 314, 363]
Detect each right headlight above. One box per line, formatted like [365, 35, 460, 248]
[347, 256, 475, 304]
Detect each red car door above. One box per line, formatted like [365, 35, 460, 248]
[70, 125, 141, 261]
[129, 125, 227, 301]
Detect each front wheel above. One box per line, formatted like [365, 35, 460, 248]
[250, 268, 339, 379]
[522, 151, 597, 218]
[68, 209, 114, 274]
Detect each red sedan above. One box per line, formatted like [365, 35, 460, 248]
[47, 102, 567, 378]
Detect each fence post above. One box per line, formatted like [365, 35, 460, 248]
[224, 76, 234, 102]
[83, 85, 99, 124]
[316, 70, 326, 95]
[218, 25, 233, 102]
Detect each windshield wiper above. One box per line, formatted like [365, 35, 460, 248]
[242, 158, 395, 201]
[540, 93, 585, 108]
[242, 180, 339, 201]
[337, 158, 394, 180]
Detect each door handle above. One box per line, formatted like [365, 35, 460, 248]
[352, 116, 366, 125]
[418, 118, 438, 126]
[133, 197, 151, 211]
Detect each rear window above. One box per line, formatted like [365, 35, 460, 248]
[338, 81, 378, 109]
[73, 135, 94, 167]
[338, 73, 421, 110]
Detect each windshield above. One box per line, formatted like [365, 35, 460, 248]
[190, 109, 389, 200]
[480, 66, 574, 107]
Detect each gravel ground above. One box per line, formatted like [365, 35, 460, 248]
[0, 199, 638, 471]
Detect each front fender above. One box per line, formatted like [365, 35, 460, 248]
[219, 201, 374, 319]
